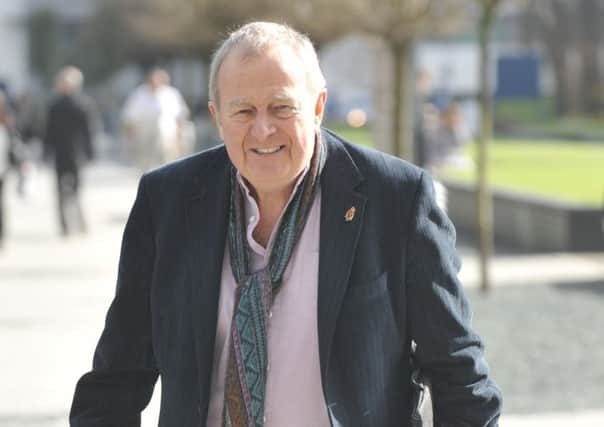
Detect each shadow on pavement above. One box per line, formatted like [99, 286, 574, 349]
[553, 280, 604, 296]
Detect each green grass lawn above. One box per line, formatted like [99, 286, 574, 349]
[324, 123, 373, 147]
[495, 98, 555, 123]
[494, 98, 604, 138]
[523, 116, 604, 138]
[438, 139, 604, 207]
[324, 124, 604, 207]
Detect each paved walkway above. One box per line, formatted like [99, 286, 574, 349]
[0, 161, 602, 426]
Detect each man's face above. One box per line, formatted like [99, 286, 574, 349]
[209, 47, 326, 196]
[148, 71, 167, 90]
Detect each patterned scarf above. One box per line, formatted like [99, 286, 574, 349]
[223, 138, 325, 427]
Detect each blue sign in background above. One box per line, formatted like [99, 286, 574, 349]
[496, 55, 540, 98]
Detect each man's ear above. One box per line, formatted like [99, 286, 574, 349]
[208, 101, 224, 140]
[314, 88, 328, 129]
[208, 101, 219, 124]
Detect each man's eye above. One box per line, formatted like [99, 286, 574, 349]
[236, 109, 253, 115]
[273, 105, 296, 118]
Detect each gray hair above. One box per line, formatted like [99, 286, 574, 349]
[208, 21, 326, 105]
[55, 66, 84, 94]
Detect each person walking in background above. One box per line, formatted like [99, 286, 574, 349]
[413, 70, 472, 173]
[121, 67, 190, 172]
[432, 102, 473, 170]
[0, 81, 17, 112]
[0, 92, 22, 249]
[15, 89, 46, 198]
[44, 66, 94, 237]
[413, 69, 438, 169]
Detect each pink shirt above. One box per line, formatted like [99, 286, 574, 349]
[206, 173, 330, 427]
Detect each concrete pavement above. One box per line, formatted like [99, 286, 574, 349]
[0, 161, 602, 426]
[0, 162, 161, 426]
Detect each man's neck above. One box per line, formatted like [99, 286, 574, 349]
[251, 186, 293, 248]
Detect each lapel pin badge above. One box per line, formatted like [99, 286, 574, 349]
[344, 206, 356, 222]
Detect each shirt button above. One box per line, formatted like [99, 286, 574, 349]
[249, 215, 255, 223]
[263, 416, 267, 423]
[269, 311, 273, 318]
[267, 362, 271, 372]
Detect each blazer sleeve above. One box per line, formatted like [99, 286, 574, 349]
[70, 176, 159, 426]
[405, 171, 502, 426]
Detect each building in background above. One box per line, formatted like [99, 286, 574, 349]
[0, 2, 31, 95]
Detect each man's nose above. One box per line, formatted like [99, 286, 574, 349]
[250, 112, 276, 140]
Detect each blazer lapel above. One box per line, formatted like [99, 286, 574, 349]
[185, 150, 231, 407]
[317, 131, 367, 382]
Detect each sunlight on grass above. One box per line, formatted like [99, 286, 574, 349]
[438, 139, 604, 207]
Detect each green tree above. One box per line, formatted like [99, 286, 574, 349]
[70, 0, 184, 85]
[308, 0, 467, 160]
[124, 0, 272, 57]
[522, 0, 604, 116]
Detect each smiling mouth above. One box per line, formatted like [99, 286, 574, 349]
[252, 146, 285, 154]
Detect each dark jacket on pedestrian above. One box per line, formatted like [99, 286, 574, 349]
[45, 94, 93, 172]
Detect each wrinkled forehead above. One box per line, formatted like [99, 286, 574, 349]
[216, 46, 309, 101]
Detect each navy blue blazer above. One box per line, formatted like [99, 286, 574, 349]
[71, 129, 502, 426]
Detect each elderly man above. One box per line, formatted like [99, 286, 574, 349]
[70, 22, 501, 426]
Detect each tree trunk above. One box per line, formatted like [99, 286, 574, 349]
[476, 1, 497, 293]
[551, 50, 570, 116]
[390, 40, 414, 161]
[579, 0, 602, 114]
[550, 0, 575, 116]
[527, 0, 576, 117]
[580, 43, 601, 114]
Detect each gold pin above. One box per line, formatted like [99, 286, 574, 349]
[344, 206, 356, 222]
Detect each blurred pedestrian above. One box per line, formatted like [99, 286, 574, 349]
[433, 102, 472, 170]
[413, 69, 472, 173]
[0, 92, 22, 248]
[191, 96, 220, 152]
[0, 81, 17, 111]
[413, 69, 438, 169]
[44, 66, 94, 237]
[121, 67, 190, 172]
[15, 89, 45, 198]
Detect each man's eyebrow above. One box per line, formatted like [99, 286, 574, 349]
[272, 92, 300, 104]
[226, 99, 251, 109]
